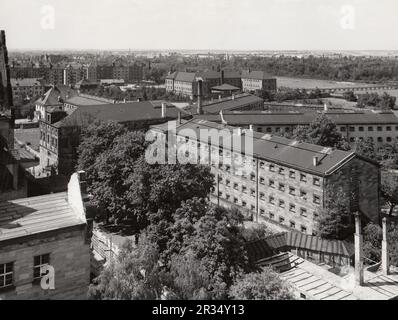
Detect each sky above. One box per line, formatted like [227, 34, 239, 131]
[1, 0, 397, 51]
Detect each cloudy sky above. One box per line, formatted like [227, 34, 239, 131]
[0, 0, 397, 50]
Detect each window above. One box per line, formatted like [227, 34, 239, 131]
[269, 164, 275, 172]
[285, 127, 290, 132]
[349, 126, 355, 132]
[300, 190, 307, 199]
[33, 254, 50, 280]
[279, 217, 285, 224]
[387, 126, 392, 131]
[250, 205, 255, 211]
[242, 186, 247, 193]
[268, 196, 275, 204]
[387, 137, 392, 142]
[250, 173, 255, 181]
[350, 137, 355, 143]
[0, 262, 13, 289]
[275, 127, 281, 133]
[395, 126, 398, 131]
[278, 167, 285, 175]
[313, 177, 320, 186]
[313, 195, 321, 204]
[340, 127, 346, 132]
[242, 201, 247, 207]
[226, 194, 230, 200]
[225, 165, 231, 172]
[301, 226, 307, 233]
[313, 212, 319, 219]
[279, 200, 285, 208]
[278, 183, 285, 192]
[259, 161, 265, 169]
[368, 126, 374, 131]
[377, 126, 382, 132]
[378, 137, 383, 142]
[259, 177, 265, 185]
[290, 221, 296, 229]
[269, 212, 275, 219]
[289, 187, 295, 196]
[359, 127, 364, 132]
[269, 179, 275, 188]
[300, 208, 307, 217]
[250, 189, 256, 197]
[289, 204, 296, 213]
[226, 179, 230, 186]
[260, 208, 265, 215]
[218, 191, 223, 197]
[233, 183, 239, 190]
[233, 197, 238, 204]
[300, 174, 307, 182]
[266, 127, 272, 133]
[289, 170, 295, 179]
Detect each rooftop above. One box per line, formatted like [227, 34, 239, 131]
[35, 85, 78, 106]
[0, 192, 85, 243]
[64, 95, 110, 106]
[55, 101, 188, 128]
[195, 110, 398, 125]
[163, 118, 360, 176]
[11, 78, 43, 87]
[211, 84, 241, 92]
[241, 70, 275, 80]
[198, 93, 263, 114]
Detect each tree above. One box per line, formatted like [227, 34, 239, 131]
[354, 137, 377, 161]
[229, 268, 295, 300]
[292, 113, 350, 151]
[381, 172, 398, 216]
[342, 90, 357, 102]
[88, 236, 165, 300]
[316, 187, 354, 240]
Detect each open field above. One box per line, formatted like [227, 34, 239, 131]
[276, 76, 375, 89]
[353, 88, 398, 99]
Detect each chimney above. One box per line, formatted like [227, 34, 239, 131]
[354, 212, 364, 286]
[218, 95, 222, 101]
[197, 80, 203, 115]
[236, 127, 242, 136]
[249, 124, 253, 131]
[231, 94, 235, 101]
[177, 111, 181, 125]
[382, 217, 390, 275]
[161, 102, 167, 118]
[221, 70, 225, 84]
[324, 103, 328, 112]
[313, 156, 319, 166]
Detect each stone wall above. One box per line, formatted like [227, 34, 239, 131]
[0, 228, 90, 300]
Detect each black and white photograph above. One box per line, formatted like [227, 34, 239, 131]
[1, 0, 398, 308]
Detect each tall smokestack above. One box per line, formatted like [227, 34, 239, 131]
[382, 217, 390, 275]
[354, 212, 364, 286]
[221, 70, 225, 84]
[197, 79, 203, 115]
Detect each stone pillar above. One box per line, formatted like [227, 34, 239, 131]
[382, 217, 390, 275]
[354, 212, 364, 286]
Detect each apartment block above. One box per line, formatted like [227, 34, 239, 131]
[151, 119, 380, 235]
[241, 70, 277, 93]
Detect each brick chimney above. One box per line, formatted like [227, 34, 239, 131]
[197, 80, 203, 115]
[221, 70, 225, 84]
[354, 212, 364, 286]
[382, 217, 390, 275]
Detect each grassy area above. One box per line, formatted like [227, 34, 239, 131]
[276, 76, 374, 89]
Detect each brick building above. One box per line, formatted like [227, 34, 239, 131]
[11, 78, 45, 104]
[241, 70, 277, 93]
[39, 101, 188, 176]
[195, 109, 398, 147]
[0, 172, 91, 299]
[151, 119, 380, 235]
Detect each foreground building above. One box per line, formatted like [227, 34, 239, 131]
[196, 109, 398, 146]
[151, 118, 380, 235]
[0, 172, 91, 299]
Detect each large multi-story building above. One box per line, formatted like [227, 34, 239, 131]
[85, 63, 143, 84]
[195, 109, 398, 147]
[11, 78, 45, 103]
[151, 118, 380, 236]
[63, 65, 86, 86]
[39, 101, 188, 175]
[0, 172, 91, 299]
[241, 70, 277, 93]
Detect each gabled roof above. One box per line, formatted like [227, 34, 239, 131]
[197, 93, 263, 114]
[54, 101, 188, 128]
[241, 70, 275, 80]
[174, 71, 196, 83]
[35, 85, 78, 106]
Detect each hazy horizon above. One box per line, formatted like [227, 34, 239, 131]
[1, 0, 398, 51]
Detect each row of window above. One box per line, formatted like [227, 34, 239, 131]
[341, 125, 398, 132]
[0, 254, 49, 290]
[349, 136, 397, 143]
[220, 177, 321, 204]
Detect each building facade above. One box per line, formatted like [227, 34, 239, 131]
[151, 119, 380, 236]
[11, 78, 45, 104]
[241, 70, 277, 93]
[0, 172, 91, 300]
